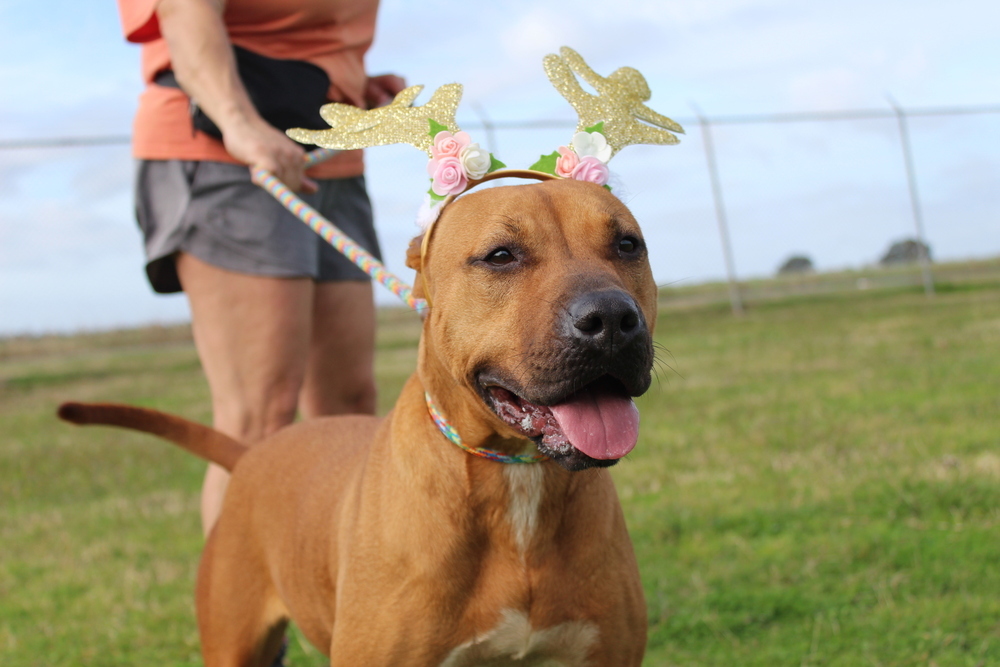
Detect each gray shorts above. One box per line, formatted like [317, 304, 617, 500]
[135, 160, 381, 294]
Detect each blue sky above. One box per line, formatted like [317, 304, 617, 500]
[1, 0, 998, 334]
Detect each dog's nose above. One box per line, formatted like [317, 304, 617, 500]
[566, 290, 643, 348]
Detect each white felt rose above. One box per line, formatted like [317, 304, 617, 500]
[460, 143, 492, 180]
[571, 131, 612, 163]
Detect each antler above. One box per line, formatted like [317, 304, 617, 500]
[287, 84, 464, 155]
[543, 47, 684, 158]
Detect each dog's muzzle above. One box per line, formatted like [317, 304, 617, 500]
[478, 287, 653, 471]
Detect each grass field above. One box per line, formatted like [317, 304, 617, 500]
[2, 260, 999, 666]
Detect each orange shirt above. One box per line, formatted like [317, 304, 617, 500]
[118, 0, 378, 179]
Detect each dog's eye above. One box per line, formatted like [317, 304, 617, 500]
[485, 248, 516, 266]
[619, 236, 641, 255]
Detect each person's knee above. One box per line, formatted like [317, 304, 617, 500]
[327, 372, 377, 415]
[213, 378, 302, 442]
[343, 375, 377, 415]
[301, 369, 376, 417]
[260, 386, 301, 434]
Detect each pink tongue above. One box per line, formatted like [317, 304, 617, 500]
[549, 386, 640, 460]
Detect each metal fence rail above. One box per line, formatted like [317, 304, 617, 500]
[3, 102, 998, 317]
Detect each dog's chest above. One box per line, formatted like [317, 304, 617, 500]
[504, 465, 545, 553]
[439, 609, 598, 667]
[436, 467, 599, 665]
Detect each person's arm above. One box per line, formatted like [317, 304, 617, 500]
[155, 0, 315, 192]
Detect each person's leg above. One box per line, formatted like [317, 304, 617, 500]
[299, 280, 378, 418]
[176, 252, 315, 535]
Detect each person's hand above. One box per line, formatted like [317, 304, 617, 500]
[156, 0, 316, 193]
[364, 74, 407, 109]
[222, 115, 317, 194]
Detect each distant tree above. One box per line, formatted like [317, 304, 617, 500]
[880, 239, 932, 266]
[777, 255, 815, 275]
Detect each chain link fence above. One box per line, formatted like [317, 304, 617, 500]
[1, 102, 998, 332]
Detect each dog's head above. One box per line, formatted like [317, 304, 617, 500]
[408, 178, 657, 471]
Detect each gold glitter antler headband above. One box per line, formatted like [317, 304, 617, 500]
[285, 48, 683, 311]
[288, 84, 462, 153]
[287, 48, 684, 227]
[543, 46, 683, 158]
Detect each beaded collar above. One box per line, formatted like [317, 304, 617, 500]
[424, 392, 548, 464]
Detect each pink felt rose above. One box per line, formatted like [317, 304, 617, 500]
[571, 156, 610, 186]
[555, 146, 580, 178]
[430, 156, 468, 196]
[431, 130, 472, 159]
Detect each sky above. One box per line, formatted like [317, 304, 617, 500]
[1, 0, 998, 335]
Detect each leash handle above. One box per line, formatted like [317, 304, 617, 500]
[251, 158, 429, 316]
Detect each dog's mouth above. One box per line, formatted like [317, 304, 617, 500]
[480, 375, 639, 470]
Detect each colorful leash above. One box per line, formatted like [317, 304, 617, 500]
[250, 148, 428, 316]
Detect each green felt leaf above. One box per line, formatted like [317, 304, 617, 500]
[488, 154, 507, 173]
[427, 187, 446, 202]
[585, 121, 605, 134]
[603, 184, 613, 192]
[529, 151, 559, 174]
[428, 119, 449, 138]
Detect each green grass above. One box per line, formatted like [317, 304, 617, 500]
[2, 263, 999, 666]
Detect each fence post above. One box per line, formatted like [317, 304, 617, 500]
[694, 105, 744, 316]
[888, 96, 935, 297]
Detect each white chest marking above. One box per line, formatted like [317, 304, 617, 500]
[503, 464, 544, 553]
[440, 609, 599, 667]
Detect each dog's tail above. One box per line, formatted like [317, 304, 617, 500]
[57, 402, 247, 472]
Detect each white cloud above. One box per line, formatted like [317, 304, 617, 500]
[788, 67, 868, 110]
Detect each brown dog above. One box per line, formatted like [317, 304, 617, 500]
[60, 178, 658, 666]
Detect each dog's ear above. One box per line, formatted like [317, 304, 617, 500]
[405, 234, 424, 271]
[405, 234, 426, 300]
